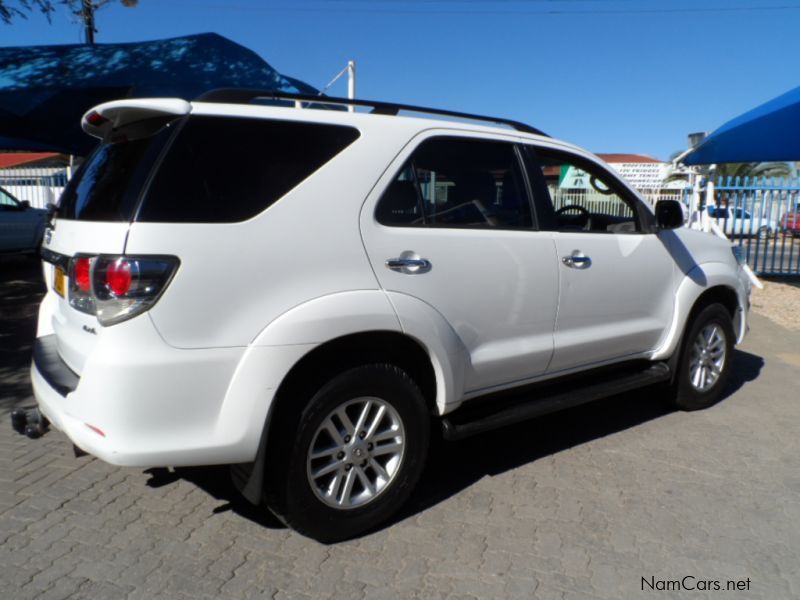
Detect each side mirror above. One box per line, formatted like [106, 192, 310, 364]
[655, 200, 684, 229]
[20, 200, 31, 210]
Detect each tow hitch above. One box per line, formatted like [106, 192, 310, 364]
[10, 406, 49, 439]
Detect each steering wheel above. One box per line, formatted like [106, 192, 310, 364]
[555, 204, 591, 229]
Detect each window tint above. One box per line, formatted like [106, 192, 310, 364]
[377, 137, 532, 229]
[532, 149, 641, 233]
[58, 126, 172, 221]
[138, 116, 359, 223]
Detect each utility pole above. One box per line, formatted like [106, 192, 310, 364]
[82, 0, 96, 45]
[347, 60, 356, 113]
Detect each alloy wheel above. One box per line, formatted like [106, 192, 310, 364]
[306, 397, 405, 510]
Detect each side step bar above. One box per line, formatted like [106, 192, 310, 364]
[442, 362, 671, 441]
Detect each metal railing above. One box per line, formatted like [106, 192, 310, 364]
[0, 167, 69, 209]
[711, 176, 800, 276]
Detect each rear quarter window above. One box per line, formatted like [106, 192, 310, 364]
[58, 125, 173, 221]
[137, 116, 360, 223]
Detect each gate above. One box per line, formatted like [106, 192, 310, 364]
[710, 177, 800, 276]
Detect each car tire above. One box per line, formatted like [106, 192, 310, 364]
[757, 226, 770, 241]
[265, 364, 430, 543]
[669, 303, 735, 411]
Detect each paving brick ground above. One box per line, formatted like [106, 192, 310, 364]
[1, 256, 799, 599]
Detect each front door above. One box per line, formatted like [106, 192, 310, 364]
[525, 146, 677, 373]
[361, 133, 559, 393]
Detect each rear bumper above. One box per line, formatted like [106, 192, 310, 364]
[30, 298, 312, 466]
[31, 313, 316, 468]
[31, 329, 248, 466]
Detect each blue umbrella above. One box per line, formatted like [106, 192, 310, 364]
[0, 33, 318, 155]
[684, 85, 800, 165]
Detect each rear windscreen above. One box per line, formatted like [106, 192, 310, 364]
[136, 116, 360, 223]
[58, 124, 173, 221]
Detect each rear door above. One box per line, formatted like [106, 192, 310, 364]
[524, 146, 677, 373]
[361, 132, 559, 393]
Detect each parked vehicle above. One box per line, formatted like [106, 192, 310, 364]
[25, 92, 751, 542]
[0, 185, 46, 254]
[780, 201, 800, 237]
[705, 204, 777, 240]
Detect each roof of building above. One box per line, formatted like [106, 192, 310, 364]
[0, 152, 62, 169]
[597, 153, 662, 164]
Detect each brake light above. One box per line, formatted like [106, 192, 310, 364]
[74, 257, 91, 292]
[85, 111, 109, 126]
[106, 259, 132, 296]
[67, 255, 179, 326]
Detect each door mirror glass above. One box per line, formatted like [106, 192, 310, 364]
[655, 200, 684, 229]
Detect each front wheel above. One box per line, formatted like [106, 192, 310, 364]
[670, 303, 735, 411]
[265, 364, 430, 543]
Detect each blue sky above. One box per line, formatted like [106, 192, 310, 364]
[3, 0, 800, 160]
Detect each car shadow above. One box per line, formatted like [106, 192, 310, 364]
[0, 256, 45, 417]
[160, 348, 763, 539]
[392, 348, 764, 528]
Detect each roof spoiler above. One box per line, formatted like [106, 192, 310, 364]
[81, 98, 192, 142]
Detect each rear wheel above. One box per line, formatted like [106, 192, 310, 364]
[265, 364, 430, 543]
[670, 303, 735, 411]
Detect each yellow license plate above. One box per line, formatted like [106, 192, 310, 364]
[54, 265, 66, 297]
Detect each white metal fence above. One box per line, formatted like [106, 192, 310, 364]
[551, 187, 686, 218]
[0, 167, 69, 209]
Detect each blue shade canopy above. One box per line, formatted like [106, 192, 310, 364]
[0, 33, 318, 155]
[684, 85, 800, 165]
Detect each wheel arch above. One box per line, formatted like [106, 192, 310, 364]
[651, 263, 747, 362]
[232, 329, 442, 505]
[687, 284, 739, 322]
[273, 330, 439, 420]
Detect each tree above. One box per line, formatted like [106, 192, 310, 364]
[1, 0, 137, 44]
[0, 1, 54, 24]
[711, 161, 791, 184]
[663, 151, 791, 186]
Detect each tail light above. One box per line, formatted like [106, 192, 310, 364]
[68, 255, 179, 326]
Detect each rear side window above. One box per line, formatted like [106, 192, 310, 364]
[376, 137, 532, 229]
[137, 116, 360, 223]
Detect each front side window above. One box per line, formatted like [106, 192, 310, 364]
[531, 149, 642, 233]
[377, 137, 532, 229]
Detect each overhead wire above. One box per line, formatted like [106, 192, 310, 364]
[161, 0, 800, 16]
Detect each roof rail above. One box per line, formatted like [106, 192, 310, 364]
[194, 89, 548, 137]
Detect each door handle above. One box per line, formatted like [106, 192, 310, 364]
[562, 251, 592, 269]
[386, 252, 432, 274]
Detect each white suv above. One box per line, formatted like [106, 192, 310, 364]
[26, 92, 751, 542]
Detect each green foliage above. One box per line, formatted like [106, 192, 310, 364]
[712, 162, 791, 183]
